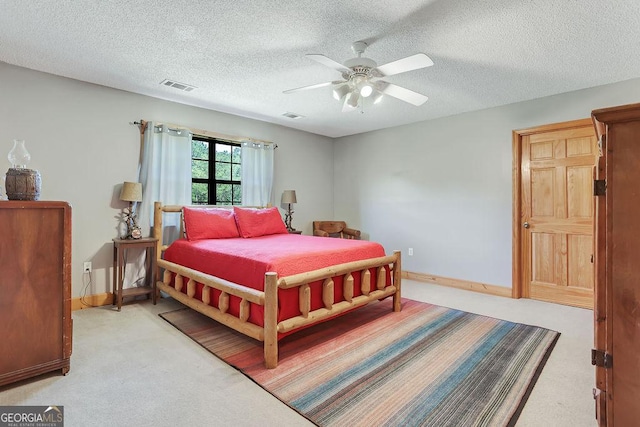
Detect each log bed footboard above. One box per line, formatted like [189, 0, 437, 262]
[153, 202, 402, 368]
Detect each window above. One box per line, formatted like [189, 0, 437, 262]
[191, 136, 241, 205]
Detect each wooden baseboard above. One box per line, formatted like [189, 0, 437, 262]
[402, 271, 512, 298]
[77, 274, 510, 310]
[72, 292, 113, 311]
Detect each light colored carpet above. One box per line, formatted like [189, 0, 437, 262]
[0, 280, 595, 426]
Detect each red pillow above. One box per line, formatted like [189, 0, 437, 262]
[183, 207, 240, 240]
[233, 206, 288, 238]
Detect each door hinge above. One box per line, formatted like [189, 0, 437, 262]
[594, 180, 607, 196]
[591, 349, 613, 368]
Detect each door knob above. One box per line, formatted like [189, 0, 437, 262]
[523, 222, 530, 229]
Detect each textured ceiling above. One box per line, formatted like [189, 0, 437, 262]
[1, 0, 640, 138]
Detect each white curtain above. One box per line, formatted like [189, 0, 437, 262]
[241, 141, 274, 206]
[138, 122, 192, 244]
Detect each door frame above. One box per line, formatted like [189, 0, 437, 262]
[511, 118, 594, 299]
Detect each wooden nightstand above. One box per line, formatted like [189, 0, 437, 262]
[112, 237, 158, 311]
[288, 230, 302, 234]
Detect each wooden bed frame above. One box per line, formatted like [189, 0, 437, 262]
[152, 202, 402, 368]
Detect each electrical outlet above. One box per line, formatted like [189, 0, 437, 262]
[408, 248, 414, 256]
[83, 262, 92, 273]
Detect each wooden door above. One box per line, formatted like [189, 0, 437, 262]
[592, 103, 640, 426]
[513, 120, 597, 308]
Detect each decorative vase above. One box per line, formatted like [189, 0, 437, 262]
[5, 139, 41, 201]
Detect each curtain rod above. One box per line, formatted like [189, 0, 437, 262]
[131, 120, 277, 148]
[132, 120, 188, 136]
[132, 120, 185, 134]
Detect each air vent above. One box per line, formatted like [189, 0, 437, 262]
[160, 79, 196, 92]
[282, 112, 304, 120]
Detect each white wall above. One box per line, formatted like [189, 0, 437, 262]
[3, 60, 639, 296]
[0, 62, 334, 297]
[334, 78, 640, 288]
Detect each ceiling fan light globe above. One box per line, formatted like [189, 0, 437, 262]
[333, 85, 350, 101]
[360, 85, 373, 97]
[346, 92, 359, 108]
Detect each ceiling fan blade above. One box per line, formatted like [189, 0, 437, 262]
[377, 81, 428, 106]
[283, 80, 340, 94]
[306, 54, 351, 75]
[375, 53, 434, 77]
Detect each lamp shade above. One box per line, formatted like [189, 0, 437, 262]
[120, 182, 142, 202]
[281, 190, 297, 204]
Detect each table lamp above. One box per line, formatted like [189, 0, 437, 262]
[120, 181, 143, 239]
[282, 190, 297, 231]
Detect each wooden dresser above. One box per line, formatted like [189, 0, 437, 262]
[591, 103, 640, 426]
[0, 201, 72, 387]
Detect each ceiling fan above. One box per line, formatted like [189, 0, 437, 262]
[283, 41, 433, 112]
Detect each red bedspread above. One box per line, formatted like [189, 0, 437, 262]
[163, 234, 390, 330]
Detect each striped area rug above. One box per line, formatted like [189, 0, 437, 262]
[160, 298, 559, 426]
